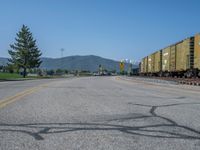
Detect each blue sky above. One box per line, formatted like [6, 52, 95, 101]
[0, 0, 200, 61]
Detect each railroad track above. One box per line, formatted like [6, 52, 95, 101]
[145, 77, 200, 86]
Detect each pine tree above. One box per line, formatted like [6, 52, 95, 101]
[8, 25, 42, 78]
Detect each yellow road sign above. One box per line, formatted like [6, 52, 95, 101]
[119, 62, 124, 71]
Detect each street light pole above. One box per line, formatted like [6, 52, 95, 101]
[60, 48, 65, 71]
[60, 48, 64, 58]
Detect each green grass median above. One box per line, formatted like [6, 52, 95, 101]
[0, 73, 22, 80]
[0, 72, 74, 81]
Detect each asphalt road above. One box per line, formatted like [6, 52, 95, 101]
[0, 76, 200, 150]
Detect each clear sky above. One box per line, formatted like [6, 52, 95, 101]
[0, 0, 200, 61]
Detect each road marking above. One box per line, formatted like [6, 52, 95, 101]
[0, 83, 49, 109]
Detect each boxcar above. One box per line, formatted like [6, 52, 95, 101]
[194, 34, 200, 72]
[140, 33, 200, 77]
[162, 46, 170, 73]
[144, 56, 148, 73]
[176, 38, 192, 72]
[170, 45, 176, 72]
[148, 54, 155, 73]
[154, 50, 162, 73]
[140, 57, 145, 74]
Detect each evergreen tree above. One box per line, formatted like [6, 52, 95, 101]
[8, 25, 42, 77]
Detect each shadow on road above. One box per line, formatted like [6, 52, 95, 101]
[0, 102, 200, 140]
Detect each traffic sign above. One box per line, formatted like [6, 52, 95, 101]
[119, 62, 124, 71]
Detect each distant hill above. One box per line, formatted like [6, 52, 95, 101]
[0, 55, 138, 72]
[0, 57, 8, 66]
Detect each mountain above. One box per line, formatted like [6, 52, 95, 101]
[0, 55, 138, 72]
[0, 57, 8, 66]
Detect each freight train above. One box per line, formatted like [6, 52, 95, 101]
[140, 34, 200, 77]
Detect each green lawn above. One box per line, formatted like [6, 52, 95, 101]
[0, 72, 73, 80]
[0, 73, 22, 80]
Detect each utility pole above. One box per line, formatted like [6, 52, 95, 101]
[60, 48, 65, 71]
[128, 60, 133, 76]
[60, 48, 64, 58]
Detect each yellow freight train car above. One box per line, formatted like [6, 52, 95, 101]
[176, 38, 192, 72]
[140, 56, 148, 75]
[144, 56, 148, 73]
[148, 50, 162, 75]
[140, 33, 200, 77]
[148, 54, 155, 73]
[162, 46, 170, 73]
[194, 34, 200, 73]
[140, 58, 145, 73]
[154, 50, 162, 73]
[170, 44, 176, 72]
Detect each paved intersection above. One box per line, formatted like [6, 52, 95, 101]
[0, 77, 200, 150]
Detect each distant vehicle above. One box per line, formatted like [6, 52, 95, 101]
[93, 73, 100, 76]
[27, 73, 38, 77]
